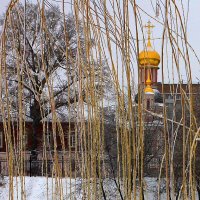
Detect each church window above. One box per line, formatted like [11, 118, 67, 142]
[70, 132, 76, 148]
[45, 132, 52, 148]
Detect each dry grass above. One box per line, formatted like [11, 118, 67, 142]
[0, 0, 199, 199]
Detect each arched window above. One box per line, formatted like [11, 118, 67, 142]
[70, 132, 76, 148]
[45, 132, 52, 150]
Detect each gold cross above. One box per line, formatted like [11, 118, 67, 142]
[144, 21, 155, 40]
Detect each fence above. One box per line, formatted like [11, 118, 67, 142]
[0, 153, 81, 177]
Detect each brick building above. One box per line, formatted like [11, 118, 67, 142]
[0, 121, 79, 176]
[137, 21, 200, 178]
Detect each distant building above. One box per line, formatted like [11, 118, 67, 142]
[0, 121, 79, 176]
[135, 21, 165, 175]
[136, 21, 200, 177]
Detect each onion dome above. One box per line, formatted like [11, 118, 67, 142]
[139, 21, 160, 67]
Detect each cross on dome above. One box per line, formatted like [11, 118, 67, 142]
[139, 20, 160, 67]
[144, 21, 155, 47]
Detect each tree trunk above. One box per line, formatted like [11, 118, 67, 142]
[30, 99, 42, 151]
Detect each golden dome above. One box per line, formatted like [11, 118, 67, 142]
[139, 43, 160, 67]
[139, 21, 160, 67]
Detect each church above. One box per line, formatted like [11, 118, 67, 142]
[134, 21, 165, 176]
[135, 21, 200, 178]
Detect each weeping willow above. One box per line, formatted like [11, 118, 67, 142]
[0, 0, 199, 199]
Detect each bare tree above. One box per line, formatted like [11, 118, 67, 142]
[1, 2, 111, 150]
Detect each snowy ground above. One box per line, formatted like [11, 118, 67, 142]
[0, 176, 198, 199]
[0, 177, 83, 200]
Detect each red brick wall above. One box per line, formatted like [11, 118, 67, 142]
[0, 122, 77, 152]
[157, 83, 200, 94]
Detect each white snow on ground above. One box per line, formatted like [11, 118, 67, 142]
[0, 176, 198, 199]
[0, 177, 82, 200]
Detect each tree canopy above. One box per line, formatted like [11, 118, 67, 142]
[1, 2, 111, 123]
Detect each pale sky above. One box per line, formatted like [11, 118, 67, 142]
[0, 0, 200, 84]
[1, 1, 9, 12]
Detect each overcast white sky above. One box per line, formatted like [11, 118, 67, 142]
[0, 0, 200, 84]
